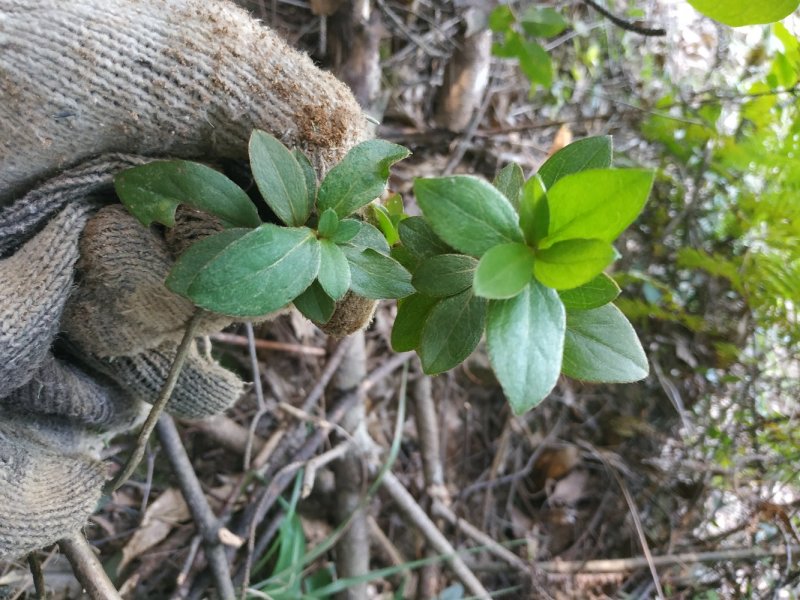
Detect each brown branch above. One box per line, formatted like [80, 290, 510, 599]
[26, 553, 45, 600]
[58, 533, 122, 600]
[582, 0, 666, 36]
[157, 415, 237, 600]
[108, 310, 205, 492]
[210, 332, 326, 356]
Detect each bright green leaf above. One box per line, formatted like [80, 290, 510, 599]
[419, 290, 486, 375]
[166, 228, 251, 296]
[562, 304, 649, 382]
[520, 7, 568, 37]
[294, 281, 335, 324]
[493, 163, 525, 209]
[318, 240, 351, 300]
[398, 216, 452, 259]
[487, 280, 565, 414]
[115, 160, 261, 229]
[534, 239, 616, 290]
[391, 294, 439, 352]
[474, 243, 535, 299]
[343, 247, 414, 299]
[317, 140, 411, 218]
[249, 130, 310, 227]
[414, 176, 523, 257]
[184, 224, 321, 317]
[541, 169, 654, 247]
[518, 38, 553, 88]
[558, 273, 620, 310]
[317, 208, 339, 239]
[687, 0, 798, 26]
[372, 204, 400, 246]
[412, 254, 478, 297]
[489, 5, 516, 32]
[537, 136, 613, 189]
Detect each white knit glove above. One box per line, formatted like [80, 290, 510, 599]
[0, 0, 368, 558]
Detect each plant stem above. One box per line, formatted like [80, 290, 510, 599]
[58, 533, 122, 600]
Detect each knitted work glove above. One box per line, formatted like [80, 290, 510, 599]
[0, 0, 373, 559]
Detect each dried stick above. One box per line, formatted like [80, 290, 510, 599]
[538, 545, 800, 574]
[157, 414, 236, 600]
[211, 332, 325, 356]
[582, 0, 666, 36]
[26, 554, 45, 600]
[58, 533, 122, 600]
[108, 310, 205, 492]
[381, 471, 491, 599]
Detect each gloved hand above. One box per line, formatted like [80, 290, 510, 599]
[0, 0, 372, 559]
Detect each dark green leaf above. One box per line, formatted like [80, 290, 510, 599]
[519, 175, 549, 245]
[562, 304, 649, 382]
[390, 245, 419, 272]
[537, 136, 613, 189]
[330, 219, 362, 244]
[318, 240, 350, 300]
[343, 247, 414, 299]
[520, 7, 568, 37]
[534, 239, 616, 290]
[115, 160, 261, 229]
[166, 228, 251, 297]
[317, 140, 411, 218]
[317, 208, 339, 239]
[487, 280, 565, 414]
[294, 281, 335, 324]
[473, 243, 535, 299]
[391, 294, 439, 352]
[249, 130, 310, 227]
[541, 169, 654, 247]
[493, 163, 525, 209]
[398, 216, 452, 259]
[687, 0, 798, 25]
[292, 148, 318, 209]
[558, 273, 620, 310]
[346, 221, 390, 253]
[184, 224, 321, 317]
[412, 254, 478, 297]
[414, 176, 523, 257]
[419, 290, 486, 375]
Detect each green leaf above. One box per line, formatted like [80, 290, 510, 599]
[292, 148, 318, 209]
[372, 204, 400, 246]
[519, 175, 549, 245]
[343, 247, 414, 299]
[294, 280, 335, 324]
[115, 160, 261, 229]
[182, 224, 321, 317]
[541, 169, 654, 247]
[534, 239, 616, 290]
[391, 294, 439, 352]
[317, 140, 411, 218]
[317, 208, 339, 239]
[520, 7, 568, 37]
[558, 273, 620, 310]
[493, 163, 525, 209]
[487, 280, 565, 414]
[249, 130, 310, 227]
[419, 290, 486, 375]
[687, 0, 798, 26]
[346, 221, 390, 253]
[166, 228, 251, 296]
[537, 136, 613, 189]
[473, 243, 535, 299]
[489, 5, 516, 32]
[318, 240, 350, 300]
[414, 176, 523, 257]
[389, 245, 419, 272]
[330, 219, 362, 244]
[412, 254, 478, 298]
[398, 216, 452, 259]
[562, 304, 649, 382]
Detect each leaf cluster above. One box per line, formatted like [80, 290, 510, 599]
[393, 136, 653, 413]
